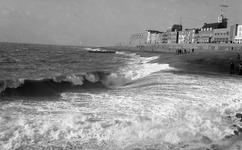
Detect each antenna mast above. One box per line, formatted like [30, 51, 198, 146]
[220, 4, 228, 16]
[218, 2, 228, 23]
[180, 17, 182, 31]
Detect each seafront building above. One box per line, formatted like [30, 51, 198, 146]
[197, 15, 228, 43]
[212, 28, 230, 43]
[129, 30, 163, 45]
[178, 28, 199, 44]
[148, 30, 164, 44]
[168, 31, 179, 44]
[128, 14, 242, 46]
[129, 32, 147, 44]
[230, 24, 242, 44]
[167, 24, 182, 44]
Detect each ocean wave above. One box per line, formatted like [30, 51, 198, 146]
[84, 47, 102, 51]
[0, 71, 131, 97]
[0, 51, 175, 97]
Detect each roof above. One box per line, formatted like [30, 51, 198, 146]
[172, 24, 182, 27]
[147, 30, 163, 34]
[202, 22, 225, 29]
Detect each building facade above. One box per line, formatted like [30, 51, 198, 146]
[197, 16, 227, 43]
[129, 32, 148, 44]
[129, 30, 163, 45]
[178, 29, 199, 44]
[166, 24, 182, 44]
[230, 24, 242, 43]
[161, 32, 168, 43]
[168, 31, 179, 44]
[147, 30, 163, 44]
[212, 28, 230, 43]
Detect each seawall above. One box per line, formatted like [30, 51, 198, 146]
[109, 43, 242, 52]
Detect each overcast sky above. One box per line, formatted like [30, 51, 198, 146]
[0, 0, 241, 46]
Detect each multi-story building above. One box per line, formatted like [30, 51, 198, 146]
[166, 29, 172, 44]
[212, 28, 230, 43]
[178, 31, 185, 44]
[169, 31, 179, 44]
[178, 28, 199, 44]
[148, 30, 163, 44]
[166, 24, 182, 44]
[230, 24, 242, 43]
[129, 30, 163, 44]
[197, 16, 227, 43]
[161, 32, 168, 43]
[129, 32, 148, 44]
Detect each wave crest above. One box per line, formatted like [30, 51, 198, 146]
[0, 71, 130, 97]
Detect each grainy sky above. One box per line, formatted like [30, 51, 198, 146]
[0, 0, 241, 46]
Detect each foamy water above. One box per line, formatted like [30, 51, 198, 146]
[1, 50, 242, 150]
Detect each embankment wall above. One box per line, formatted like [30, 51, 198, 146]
[114, 43, 242, 51]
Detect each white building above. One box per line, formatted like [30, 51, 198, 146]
[235, 25, 242, 43]
[230, 24, 242, 43]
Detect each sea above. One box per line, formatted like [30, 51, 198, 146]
[0, 42, 242, 150]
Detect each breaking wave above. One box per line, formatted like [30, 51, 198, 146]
[0, 71, 133, 97]
[0, 52, 175, 97]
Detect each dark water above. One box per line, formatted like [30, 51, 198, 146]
[1, 43, 242, 150]
[0, 43, 129, 97]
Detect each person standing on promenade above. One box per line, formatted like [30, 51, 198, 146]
[239, 63, 242, 75]
[237, 53, 241, 62]
[230, 62, 235, 74]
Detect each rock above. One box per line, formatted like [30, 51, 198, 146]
[200, 136, 213, 144]
[222, 134, 234, 140]
[238, 127, 242, 134]
[234, 130, 239, 135]
[235, 113, 242, 118]
[210, 144, 220, 150]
